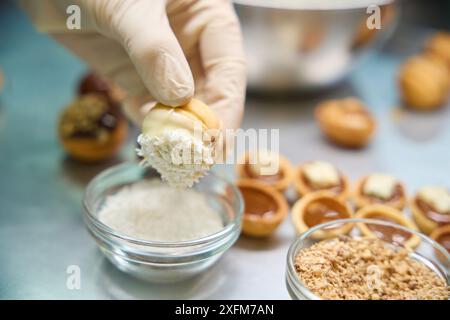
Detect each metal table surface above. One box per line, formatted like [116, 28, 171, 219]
[1, 3, 449, 299]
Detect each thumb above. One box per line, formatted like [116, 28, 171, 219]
[89, 0, 194, 106]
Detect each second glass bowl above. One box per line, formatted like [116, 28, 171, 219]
[286, 218, 450, 300]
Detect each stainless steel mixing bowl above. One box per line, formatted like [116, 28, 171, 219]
[234, 0, 398, 90]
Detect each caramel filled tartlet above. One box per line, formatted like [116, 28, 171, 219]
[294, 236, 448, 300]
[294, 161, 349, 200]
[431, 225, 450, 253]
[399, 54, 449, 111]
[353, 173, 406, 210]
[237, 179, 289, 238]
[425, 32, 450, 70]
[237, 150, 294, 192]
[58, 94, 128, 162]
[411, 186, 450, 234]
[355, 204, 420, 249]
[291, 191, 353, 239]
[315, 97, 376, 148]
[430, 225, 450, 264]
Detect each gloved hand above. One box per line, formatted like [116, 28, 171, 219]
[21, 0, 246, 129]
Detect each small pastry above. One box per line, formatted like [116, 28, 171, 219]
[294, 161, 349, 200]
[425, 32, 450, 70]
[58, 94, 128, 162]
[355, 204, 421, 249]
[237, 150, 294, 192]
[353, 173, 406, 210]
[237, 179, 289, 238]
[315, 97, 376, 148]
[399, 54, 449, 111]
[78, 72, 125, 103]
[291, 191, 354, 240]
[430, 225, 450, 264]
[411, 186, 450, 234]
[137, 99, 221, 187]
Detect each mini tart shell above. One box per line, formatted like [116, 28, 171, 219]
[430, 225, 450, 264]
[355, 204, 421, 249]
[237, 179, 289, 238]
[236, 152, 294, 192]
[430, 224, 450, 248]
[410, 195, 448, 235]
[315, 98, 376, 148]
[352, 176, 406, 210]
[291, 191, 354, 240]
[294, 164, 349, 201]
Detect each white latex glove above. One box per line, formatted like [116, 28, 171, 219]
[21, 0, 246, 129]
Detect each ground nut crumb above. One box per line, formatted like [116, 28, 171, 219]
[294, 236, 448, 300]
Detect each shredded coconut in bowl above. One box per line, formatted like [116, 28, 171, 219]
[98, 180, 223, 242]
[136, 129, 215, 188]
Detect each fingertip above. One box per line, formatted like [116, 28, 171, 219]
[157, 84, 194, 107]
[148, 51, 195, 107]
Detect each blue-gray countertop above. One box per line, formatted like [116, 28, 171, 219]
[0, 1, 449, 299]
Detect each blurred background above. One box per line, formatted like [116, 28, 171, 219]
[401, 0, 450, 28]
[0, 0, 449, 299]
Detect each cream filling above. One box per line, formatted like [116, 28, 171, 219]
[248, 150, 280, 176]
[142, 107, 199, 137]
[303, 161, 340, 188]
[363, 174, 396, 200]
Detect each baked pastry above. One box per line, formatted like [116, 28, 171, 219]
[411, 186, 450, 234]
[353, 173, 406, 210]
[237, 179, 289, 238]
[355, 204, 421, 249]
[237, 150, 294, 192]
[430, 224, 450, 264]
[399, 54, 449, 111]
[291, 191, 354, 240]
[58, 94, 128, 162]
[425, 32, 450, 70]
[294, 161, 349, 200]
[137, 98, 220, 187]
[315, 97, 376, 148]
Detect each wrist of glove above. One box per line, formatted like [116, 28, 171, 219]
[21, 0, 246, 129]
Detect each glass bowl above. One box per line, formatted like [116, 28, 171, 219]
[83, 162, 243, 283]
[286, 218, 450, 300]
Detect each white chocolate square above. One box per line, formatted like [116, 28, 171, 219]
[363, 174, 397, 200]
